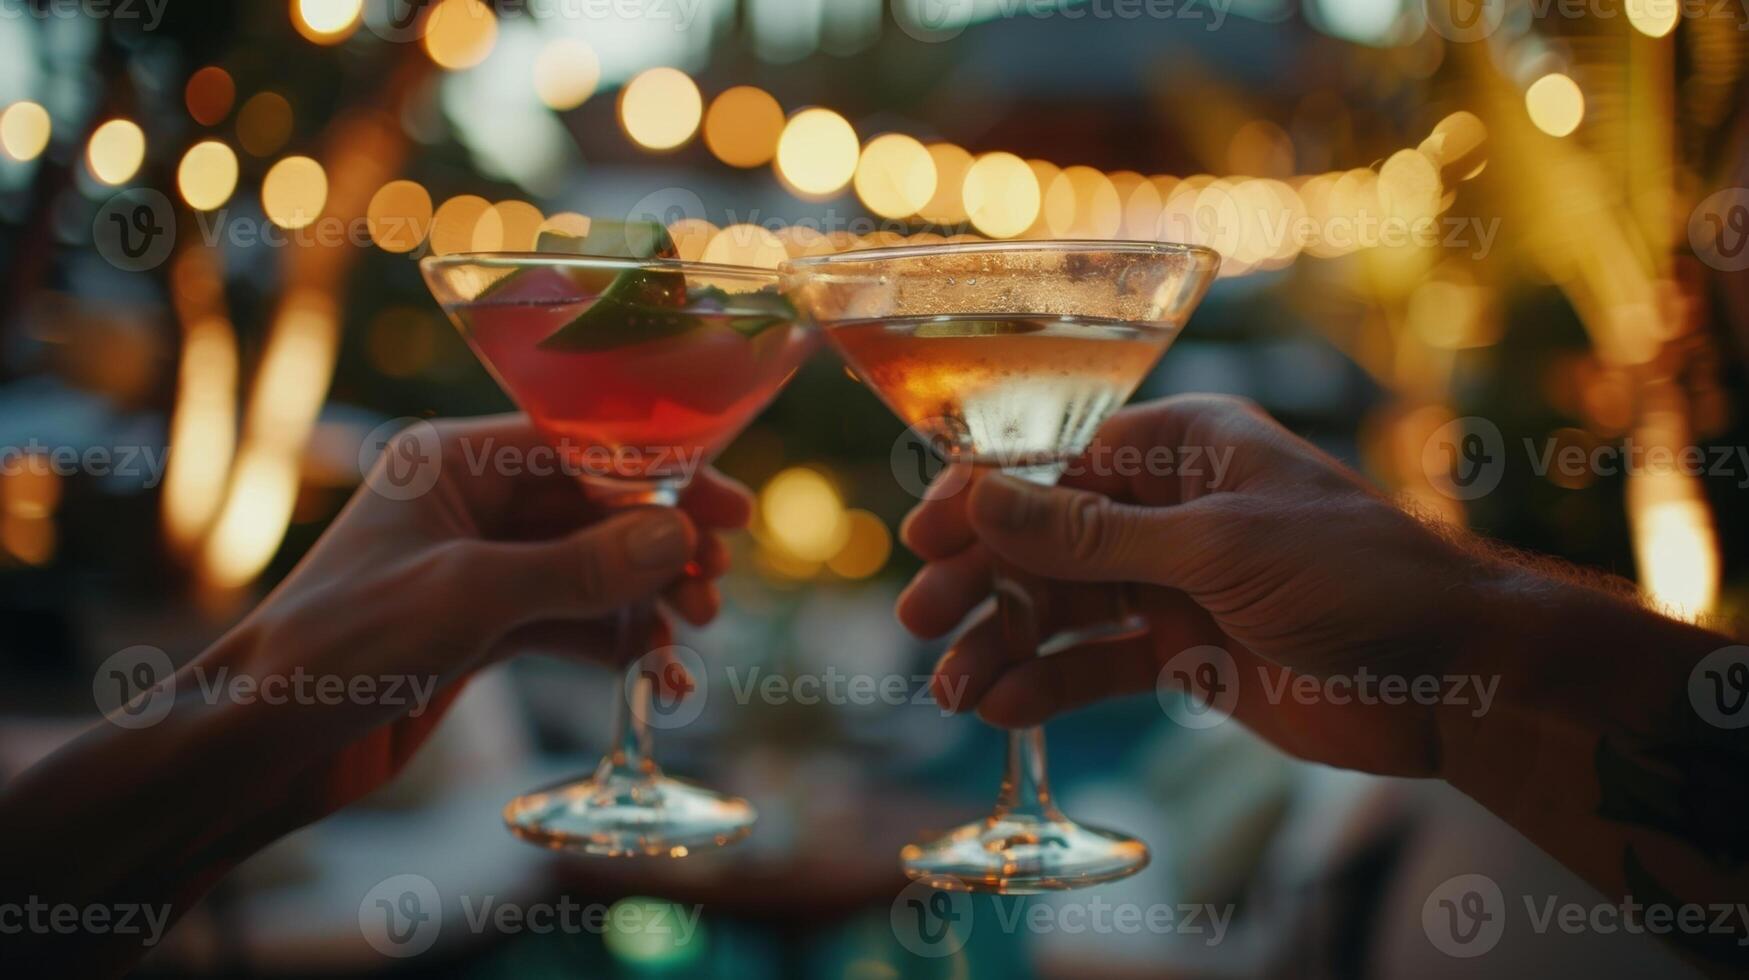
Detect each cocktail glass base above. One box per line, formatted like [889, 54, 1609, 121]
[900, 813, 1149, 894]
[503, 770, 755, 857]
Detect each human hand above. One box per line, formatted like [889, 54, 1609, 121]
[897, 394, 1506, 777]
[198, 413, 751, 822]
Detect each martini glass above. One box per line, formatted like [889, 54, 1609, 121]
[781, 240, 1218, 892]
[422, 253, 816, 856]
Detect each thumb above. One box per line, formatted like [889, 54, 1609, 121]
[966, 473, 1201, 588]
[453, 508, 697, 626]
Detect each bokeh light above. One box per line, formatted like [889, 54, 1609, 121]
[666, 218, 717, 261]
[0, 102, 51, 162]
[963, 151, 1040, 239]
[237, 92, 293, 157]
[367, 180, 434, 253]
[177, 140, 240, 211]
[1625, 0, 1679, 37]
[261, 156, 328, 229]
[1526, 73, 1584, 138]
[761, 468, 849, 562]
[704, 86, 785, 168]
[185, 67, 236, 126]
[1055, 165, 1122, 238]
[854, 133, 935, 219]
[292, 0, 362, 44]
[533, 38, 600, 111]
[826, 510, 891, 579]
[619, 67, 702, 151]
[701, 223, 788, 269]
[473, 199, 543, 252]
[429, 194, 492, 256]
[918, 143, 973, 225]
[423, 0, 498, 71]
[86, 119, 146, 185]
[776, 108, 858, 198]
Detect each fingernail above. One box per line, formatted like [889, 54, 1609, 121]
[628, 512, 689, 568]
[979, 474, 1036, 530]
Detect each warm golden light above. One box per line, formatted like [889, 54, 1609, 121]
[776, 108, 859, 198]
[177, 140, 239, 211]
[474, 199, 543, 251]
[963, 151, 1040, 239]
[185, 68, 236, 126]
[666, 218, 717, 261]
[538, 211, 591, 239]
[86, 119, 146, 185]
[918, 143, 973, 225]
[619, 67, 702, 151]
[367, 180, 434, 253]
[1030, 160, 1071, 236]
[1056, 166, 1122, 238]
[1526, 73, 1585, 138]
[701, 223, 788, 269]
[293, 0, 362, 43]
[704, 86, 785, 168]
[0, 102, 51, 162]
[202, 292, 339, 589]
[423, 0, 497, 71]
[854, 133, 936, 219]
[1625, 0, 1679, 36]
[761, 467, 848, 563]
[261, 156, 328, 229]
[163, 248, 239, 552]
[1377, 148, 1441, 226]
[237, 92, 293, 157]
[827, 509, 891, 579]
[429, 194, 492, 256]
[533, 37, 600, 111]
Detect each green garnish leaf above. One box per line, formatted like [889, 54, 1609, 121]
[536, 220, 677, 259]
[537, 274, 796, 351]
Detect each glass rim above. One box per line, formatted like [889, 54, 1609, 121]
[781, 238, 1222, 269]
[419, 251, 782, 280]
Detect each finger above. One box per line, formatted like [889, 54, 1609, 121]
[899, 465, 979, 560]
[442, 508, 698, 634]
[928, 602, 1003, 714]
[966, 473, 1221, 590]
[693, 532, 731, 579]
[975, 637, 1162, 728]
[681, 469, 754, 530]
[896, 546, 993, 639]
[663, 577, 720, 627]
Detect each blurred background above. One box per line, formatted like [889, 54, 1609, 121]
[1, 0, 1745, 977]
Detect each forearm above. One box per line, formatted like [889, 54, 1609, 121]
[0, 629, 308, 975]
[1439, 564, 1749, 971]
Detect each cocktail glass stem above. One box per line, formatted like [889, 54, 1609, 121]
[898, 475, 1149, 893]
[500, 487, 756, 856]
[598, 598, 658, 784]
